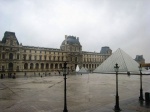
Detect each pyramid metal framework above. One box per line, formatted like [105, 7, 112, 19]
[94, 48, 141, 73]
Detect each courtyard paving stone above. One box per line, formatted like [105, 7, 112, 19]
[0, 73, 150, 112]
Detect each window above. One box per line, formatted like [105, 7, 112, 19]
[29, 55, 32, 60]
[23, 54, 26, 60]
[39, 55, 42, 60]
[30, 63, 33, 69]
[35, 63, 39, 69]
[41, 63, 44, 69]
[46, 63, 49, 69]
[2, 54, 5, 59]
[35, 56, 37, 60]
[9, 53, 13, 60]
[75, 57, 78, 62]
[24, 63, 28, 69]
[17, 54, 19, 59]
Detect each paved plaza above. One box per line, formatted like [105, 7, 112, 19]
[0, 73, 150, 112]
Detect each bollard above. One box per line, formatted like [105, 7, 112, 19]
[145, 92, 150, 103]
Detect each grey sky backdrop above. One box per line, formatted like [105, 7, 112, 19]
[0, 0, 150, 62]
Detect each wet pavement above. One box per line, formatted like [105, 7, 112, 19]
[0, 73, 150, 112]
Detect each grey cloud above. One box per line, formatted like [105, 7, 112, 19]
[0, 0, 150, 62]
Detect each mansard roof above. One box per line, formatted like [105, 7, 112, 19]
[2, 31, 19, 45]
[100, 46, 112, 54]
[61, 35, 81, 46]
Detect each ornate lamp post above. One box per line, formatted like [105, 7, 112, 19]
[114, 63, 121, 111]
[139, 64, 144, 101]
[63, 62, 68, 112]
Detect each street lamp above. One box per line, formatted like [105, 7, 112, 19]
[63, 62, 68, 112]
[114, 63, 121, 111]
[139, 64, 144, 101]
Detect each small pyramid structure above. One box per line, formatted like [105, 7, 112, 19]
[78, 67, 89, 74]
[94, 48, 142, 73]
[76, 65, 80, 72]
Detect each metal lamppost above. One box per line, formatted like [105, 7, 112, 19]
[114, 63, 121, 111]
[139, 64, 144, 101]
[63, 62, 68, 112]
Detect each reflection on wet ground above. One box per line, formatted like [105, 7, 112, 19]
[0, 73, 150, 112]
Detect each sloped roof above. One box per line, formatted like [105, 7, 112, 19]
[78, 67, 89, 73]
[2, 31, 19, 45]
[94, 48, 142, 73]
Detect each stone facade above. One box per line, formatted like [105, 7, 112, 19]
[0, 31, 112, 74]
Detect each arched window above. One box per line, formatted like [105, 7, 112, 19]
[59, 64, 62, 69]
[9, 53, 13, 60]
[24, 63, 28, 69]
[30, 63, 33, 69]
[2, 54, 5, 59]
[35, 63, 39, 69]
[50, 64, 53, 69]
[55, 64, 58, 69]
[46, 63, 49, 69]
[41, 63, 44, 69]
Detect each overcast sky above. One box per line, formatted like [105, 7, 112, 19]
[0, 0, 150, 62]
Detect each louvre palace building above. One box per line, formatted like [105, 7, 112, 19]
[0, 31, 112, 76]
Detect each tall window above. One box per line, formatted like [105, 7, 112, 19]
[45, 55, 46, 60]
[41, 63, 44, 69]
[46, 63, 49, 69]
[35, 56, 37, 60]
[30, 63, 33, 69]
[24, 63, 28, 69]
[17, 54, 19, 59]
[35, 63, 39, 69]
[9, 53, 13, 60]
[39, 55, 42, 60]
[23, 54, 26, 60]
[75, 57, 78, 62]
[29, 55, 32, 60]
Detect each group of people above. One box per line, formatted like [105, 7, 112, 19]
[0, 73, 16, 79]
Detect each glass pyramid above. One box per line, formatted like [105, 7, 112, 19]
[78, 67, 89, 74]
[94, 48, 141, 73]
